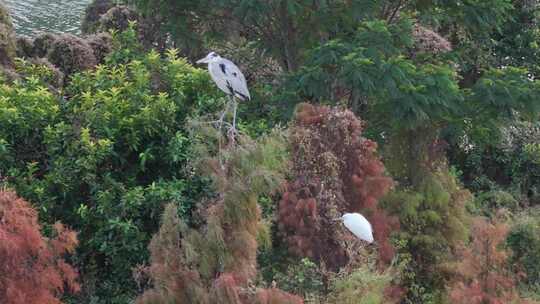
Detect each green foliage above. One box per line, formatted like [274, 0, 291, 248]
[105, 22, 145, 64]
[382, 168, 470, 301]
[469, 67, 540, 122]
[129, 0, 387, 69]
[14, 58, 64, 87]
[273, 258, 324, 299]
[508, 209, 540, 295]
[0, 28, 221, 303]
[473, 190, 519, 216]
[449, 119, 540, 205]
[327, 264, 395, 304]
[0, 68, 60, 169]
[491, 1, 540, 78]
[284, 18, 464, 131]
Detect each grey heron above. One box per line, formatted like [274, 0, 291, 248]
[196, 52, 250, 136]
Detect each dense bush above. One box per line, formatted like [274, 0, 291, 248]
[12, 30, 112, 87]
[32, 33, 58, 58]
[81, 0, 115, 34]
[383, 167, 471, 302]
[473, 190, 520, 216]
[327, 264, 397, 304]
[83, 0, 167, 52]
[508, 210, 540, 296]
[449, 120, 540, 205]
[272, 258, 324, 300]
[0, 27, 222, 303]
[46, 34, 97, 76]
[0, 190, 79, 304]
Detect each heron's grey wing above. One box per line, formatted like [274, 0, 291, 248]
[220, 58, 251, 101]
[208, 61, 234, 96]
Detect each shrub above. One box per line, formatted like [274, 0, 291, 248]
[507, 210, 540, 294]
[327, 264, 397, 304]
[47, 34, 97, 77]
[11, 32, 112, 88]
[81, 0, 115, 34]
[33, 33, 58, 58]
[86, 32, 113, 63]
[272, 258, 324, 299]
[99, 6, 139, 33]
[449, 120, 540, 205]
[0, 190, 79, 304]
[474, 190, 520, 216]
[278, 103, 396, 268]
[83, 2, 166, 52]
[1, 29, 222, 302]
[16, 37, 36, 58]
[26, 58, 65, 87]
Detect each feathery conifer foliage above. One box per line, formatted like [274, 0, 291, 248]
[449, 217, 533, 304]
[278, 103, 396, 268]
[0, 190, 79, 304]
[382, 167, 471, 302]
[138, 125, 302, 304]
[327, 263, 398, 304]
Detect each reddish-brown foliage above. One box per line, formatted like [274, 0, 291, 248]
[254, 288, 305, 304]
[278, 103, 397, 268]
[212, 274, 243, 304]
[449, 217, 532, 304]
[0, 190, 80, 304]
[138, 202, 303, 304]
[410, 24, 452, 57]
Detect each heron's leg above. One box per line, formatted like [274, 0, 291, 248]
[232, 98, 237, 133]
[217, 96, 228, 132]
[226, 97, 238, 144]
[217, 96, 233, 168]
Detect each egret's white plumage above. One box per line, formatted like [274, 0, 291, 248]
[196, 52, 250, 101]
[341, 212, 374, 243]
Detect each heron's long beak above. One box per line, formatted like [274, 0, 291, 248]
[196, 57, 209, 64]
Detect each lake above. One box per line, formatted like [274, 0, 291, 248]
[4, 0, 91, 36]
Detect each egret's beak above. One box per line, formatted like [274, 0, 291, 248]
[331, 217, 342, 222]
[196, 56, 209, 64]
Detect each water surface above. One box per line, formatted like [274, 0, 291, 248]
[4, 0, 91, 36]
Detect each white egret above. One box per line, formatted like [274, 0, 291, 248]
[340, 212, 374, 243]
[196, 52, 250, 135]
